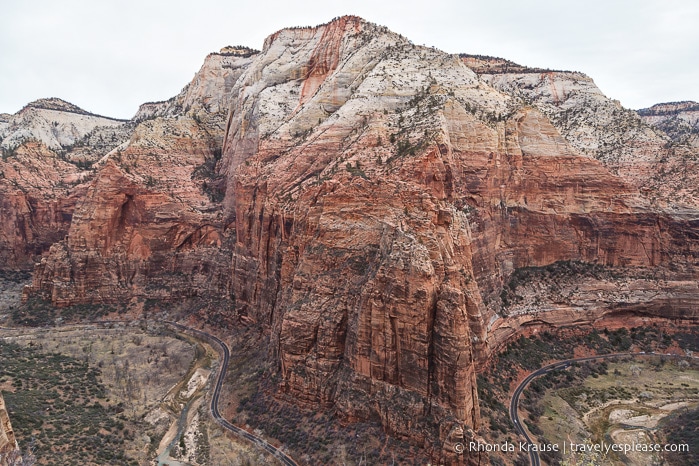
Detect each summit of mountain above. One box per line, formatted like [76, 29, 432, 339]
[4, 16, 699, 465]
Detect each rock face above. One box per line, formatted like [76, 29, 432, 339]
[468, 57, 699, 209]
[2, 49, 254, 274]
[0, 392, 19, 465]
[26, 47, 257, 311]
[0, 140, 86, 269]
[12, 16, 699, 465]
[0, 99, 132, 270]
[638, 101, 699, 149]
[218, 18, 699, 462]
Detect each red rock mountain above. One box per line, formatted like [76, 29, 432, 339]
[4, 16, 699, 464]
[0, 98, 130, 269]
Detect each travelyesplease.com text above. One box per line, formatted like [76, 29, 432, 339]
[454, 441, 689, 455]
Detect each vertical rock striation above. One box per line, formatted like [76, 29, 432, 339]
[216, 17, 699, 462]
[0, 392, 19, 465]
[13, 17, 699, 465]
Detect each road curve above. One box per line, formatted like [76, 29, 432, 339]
[509, 352, 682, 466]
[166, 321, 300, 466]
[1, 321, 299, 465]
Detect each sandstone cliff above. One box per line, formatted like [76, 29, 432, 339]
[1, 49, 254, 274]
[0, 392, 19, 465]
[13, 16, 699, 465]
[469, 57, 699, 209]
[133, 47, 257, 131]
[0, 140, 86, 270]
[26, 47, 257, 311]
[0, 99, 133, 270]
[638, 101, 699, 149]
[217, 17, 699, 462]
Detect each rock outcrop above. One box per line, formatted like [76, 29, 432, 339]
[0, 99, 132, 270]
[0, 140, 87, 269]
[26, 46, 258, 311]
[0, 392, 19, 465]
[1, 49, 255, 274]
[469, 57, 699, 209]
[12, 16, 699, 465]
[638, 101, 699, 149]
[217, 17, 699, 462]
[133, 47, 257, 132]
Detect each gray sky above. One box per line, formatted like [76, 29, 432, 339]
[1, 0, 697, 119]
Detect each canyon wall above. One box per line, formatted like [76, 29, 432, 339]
[0, 392, 18, 465]
[11, 17, 699, 464]
[638, 101, 699, 149]
[468, 59, 699, 209]
[24, 50, 257, 312]
[0, 141, 86, 270]
[218, 17, 699, 462]
[0, 99, 130, 270]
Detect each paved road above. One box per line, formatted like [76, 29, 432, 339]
[166, 321, 299, 466]
[1, 321, 299, 466]
[509, 359, 575, 466]
[509, 352, 677, 466]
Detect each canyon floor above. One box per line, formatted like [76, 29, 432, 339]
[477, 325, 699, 466]
[539, 357, 699, 466]
[4, 271, 699, 466]
[0, 317, 278, 465]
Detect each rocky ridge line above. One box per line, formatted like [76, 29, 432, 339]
[6, 16, 699, 465]
[470, 56, 699, 209]
[638, 100, 699, 149]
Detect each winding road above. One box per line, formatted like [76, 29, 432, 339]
[1, 321, 299, 466]
[509, 352, 685, 466]
[166, 321, 299, 466]
[509, 358, 577, 466]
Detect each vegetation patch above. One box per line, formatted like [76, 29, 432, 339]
[0, 340, 137, 465]
[661, 405, 699, 465]
[0, 270, 31, 283]
[0, 323, 202, 465]
[12, 297, 125, 327]
[478, 325, 699, 465]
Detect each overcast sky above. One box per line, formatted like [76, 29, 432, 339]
[1, 0, 697, 119]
